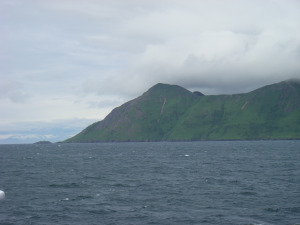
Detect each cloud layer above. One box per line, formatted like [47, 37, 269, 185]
[0, 118, 98, 144]
[1, 0, 300, 142]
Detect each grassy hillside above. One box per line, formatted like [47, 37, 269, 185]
[65, 83, 198, 142]
[65, 80, 300, 142]
[169, 80, 300, 140]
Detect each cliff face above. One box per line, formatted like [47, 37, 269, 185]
[65, 80, 300, 142]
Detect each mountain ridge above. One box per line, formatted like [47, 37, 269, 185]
[65, 79, 300, 142]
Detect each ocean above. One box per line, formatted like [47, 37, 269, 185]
[0, 141, 299, 225]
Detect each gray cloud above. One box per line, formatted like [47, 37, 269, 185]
[66, 0, 300, 96]
[0, 78, 31, 103]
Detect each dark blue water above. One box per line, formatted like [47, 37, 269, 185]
[0, 141, 299, 225]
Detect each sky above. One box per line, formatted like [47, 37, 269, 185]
[1, 0, 300, 143]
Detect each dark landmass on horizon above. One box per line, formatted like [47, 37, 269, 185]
[65, 79, 300, 143]
[34, 141, 53, 144]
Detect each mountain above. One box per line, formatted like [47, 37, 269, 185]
[65, 79, 300, 142]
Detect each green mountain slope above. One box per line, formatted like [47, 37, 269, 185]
[65, 79, 300, 142]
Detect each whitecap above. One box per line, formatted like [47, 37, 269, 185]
[0, 190, 5, 201]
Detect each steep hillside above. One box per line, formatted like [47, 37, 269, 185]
[169, 80, 300, 140]
[65, 79, 300, 142]
[65, 83, 199, 142]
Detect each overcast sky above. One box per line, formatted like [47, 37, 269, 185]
[1, 0, 300, 143]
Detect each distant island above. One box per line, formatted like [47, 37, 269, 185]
[34, 141, 52, 144]
[64, 79, 300, 142]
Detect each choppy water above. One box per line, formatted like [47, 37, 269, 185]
[0, 141, 299, 225]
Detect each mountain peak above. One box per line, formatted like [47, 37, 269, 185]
[148, 83, 189, 92]
[141, 83, 195, 100]
[65, 79, 300, 142]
